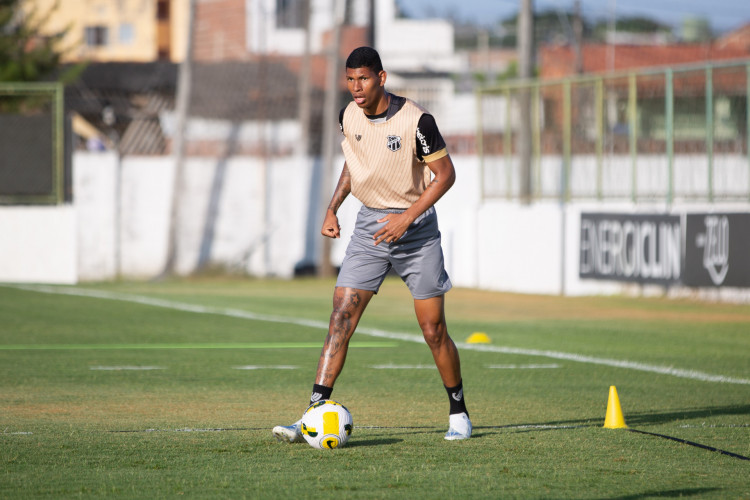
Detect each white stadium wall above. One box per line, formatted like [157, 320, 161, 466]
[74, 153, 118, 280]
[0, 205, 77, 284]
[1, 152, 748, 302]
[71, 152, 316, 280]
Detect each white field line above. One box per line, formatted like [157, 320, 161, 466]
[119, 424, 583, 433]
[232, 365, 299, 370]
[371, 364, 437, 369]
[678, 424, 750, 428]
[118, 428, 246, 433]
[89, 366, 165, 371]
[496, 424, 583, 430]
[354, 424, 583, 431]
[9, 284, 750, 385]
[487, 364, 561, 369]
[373, 364, 563, 370]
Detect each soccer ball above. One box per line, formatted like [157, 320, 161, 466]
[300, 400, 353, 449]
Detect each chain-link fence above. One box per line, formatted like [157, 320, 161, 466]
[0, 83, 66, 204]
[477, 59, 750, 203]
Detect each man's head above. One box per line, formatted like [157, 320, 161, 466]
[345, 46, 383, 73]
[345, 47, 387, 115]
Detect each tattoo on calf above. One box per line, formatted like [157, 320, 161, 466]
[320, 290, 361, 384]
[326, 292, 361, 358]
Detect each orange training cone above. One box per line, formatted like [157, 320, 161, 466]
[603, 386, 628, 429]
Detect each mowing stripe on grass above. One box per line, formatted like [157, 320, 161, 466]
[9, 284, 750, 385]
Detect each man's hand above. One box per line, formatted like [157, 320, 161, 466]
[371, 154, 455, 246]
[321, 210, 341, 239]
[373, 212, 414, 245]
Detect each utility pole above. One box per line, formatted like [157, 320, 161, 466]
[298, 0, 312, 159]
[162, 0, 195, 278]
[573, 0, 583, 74]
[318, 0, 346, 278]
[517, 0, 534, 203]
[368, 0, 375, 47]
[608, 0, 616, 73]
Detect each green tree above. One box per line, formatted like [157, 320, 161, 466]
[592, 16, 673, 41]
[497, 8, 592, 48]
[0, 0, 80, 82]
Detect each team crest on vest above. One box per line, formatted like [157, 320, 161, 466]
[386, 135, 402, 152]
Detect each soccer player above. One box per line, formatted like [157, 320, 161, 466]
[273, 46, 471, 441]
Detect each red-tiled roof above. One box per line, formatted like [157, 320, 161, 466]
[540, 42, 750, 79]
[715, 23, 750, 52]
[540, 23, 750, 80]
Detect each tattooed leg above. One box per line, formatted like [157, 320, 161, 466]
[315, 287, 374, 387]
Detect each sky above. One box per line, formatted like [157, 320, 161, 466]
[397, 0, 750, 35]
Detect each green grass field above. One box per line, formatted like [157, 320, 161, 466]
[1, 278, 749, 498]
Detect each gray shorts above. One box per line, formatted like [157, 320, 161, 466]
[336, 205, 452, 299]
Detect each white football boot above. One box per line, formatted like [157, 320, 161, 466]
[272, 419, 304, 443]
[444, 412, 472, 440]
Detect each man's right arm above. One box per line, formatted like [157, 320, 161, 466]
[321, 163, 351, 239]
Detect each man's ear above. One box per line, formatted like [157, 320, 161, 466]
[379, 70, 387, 87]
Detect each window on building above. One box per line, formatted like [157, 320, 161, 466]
[157, 0, 170, 20]
[276, 0, 304, 29]
[84, 26, 109, 47]
[118, 23, 135, 45]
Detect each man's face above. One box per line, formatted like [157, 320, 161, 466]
[346, 66, 387, 114]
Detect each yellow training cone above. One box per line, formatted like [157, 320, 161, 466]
[603, 386, 628, 429]
[466, 332, 491, 344]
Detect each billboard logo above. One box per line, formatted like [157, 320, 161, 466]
[579, 213, 681, 284]
[696, 216, 729, 285]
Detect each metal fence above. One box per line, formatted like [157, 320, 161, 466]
[476, 59, 750, 203]
[0, 82, 66, 205]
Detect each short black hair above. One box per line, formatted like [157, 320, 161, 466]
[345, 46, 383, 73]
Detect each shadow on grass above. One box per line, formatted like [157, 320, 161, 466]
[600, 487, 720, 499]
[619, 404, 750, 426]
[471, 426, 588, 439]
[356, 428, 443, 439]
[346, 404, 750, 442]
[347, 437, 403, 447]
[472, 403, 750, 430]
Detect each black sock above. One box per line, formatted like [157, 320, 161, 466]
[310, 384, 333, 406]
[445, 381, 468, 417]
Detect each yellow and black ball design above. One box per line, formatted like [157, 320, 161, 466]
[300, 400, 353, 449]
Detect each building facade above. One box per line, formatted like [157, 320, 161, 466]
[23, 0, 189, 62]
